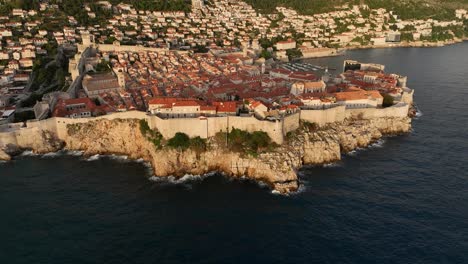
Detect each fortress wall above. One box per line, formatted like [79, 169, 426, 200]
[148, 115, 285, 144]
[401, 89, 414, 105]
[97, 44, 169, 53]
[345, 103, 409, 119]
[0, 123, 23, 133]
[301, 49, 338, 59]
[0, 104, 410, 150]
[14, 127, 42, 147]
[96, 44, 190, 55]
[0, 126, 55, 150]
[282, 113, 300, 135]
[0, 131, 18, 147]
[27, 118, 59, 133]
[224, 116, 284, 144]
[27, 111, 149, 140]
[300, 106, 346, 126]
[149, 116, 208, 139]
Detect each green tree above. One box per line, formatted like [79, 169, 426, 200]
[260, 49, 273, 60]
[286, 48, 303, 61]
[382, 94, 394, 107]
[168, 132, 191, 150]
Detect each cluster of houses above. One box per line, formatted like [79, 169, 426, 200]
[276, 5, 466, 49]
[35, 48, 408, 122]
[1, 1, 462, 125]
[66, 1, 467, 61]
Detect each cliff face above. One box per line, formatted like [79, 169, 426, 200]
[0, 130, 64, 160]
[0, 116, 411, 194]
[0, 149, 10, 161]
[64, 119, 298, 193]
[300, 117, 411, 164]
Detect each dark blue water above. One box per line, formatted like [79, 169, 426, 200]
[1, 43, 468, 264]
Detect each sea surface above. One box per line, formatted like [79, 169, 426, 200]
[1, 43, 468, 264]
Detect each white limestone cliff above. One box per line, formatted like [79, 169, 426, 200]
[0, 116, 411, 194]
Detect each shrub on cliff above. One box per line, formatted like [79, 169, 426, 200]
[139, 120, 162, 149]
[383, 94, 395, 108]
[190, 136, 207, 153]
[300, 121, 318, 132]
[217, 128, 276, 156]
[167, 132, 191, 151]
[139, 120, 151, 135]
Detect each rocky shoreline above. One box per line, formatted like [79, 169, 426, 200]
[0, 115, 412, 194]
[344, 38, 467, 51]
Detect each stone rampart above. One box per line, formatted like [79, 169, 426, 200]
[300, 105, 346, 126]
[0, 103, 410, 149]
[401, 89, 414, 105]
[148, 114, 286, 144]
[96, 44, 170, 53]
[282, 113, 301, 135]
[345, 103, 409, 119]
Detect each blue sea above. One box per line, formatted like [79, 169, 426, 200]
[1, 42, 468, 263]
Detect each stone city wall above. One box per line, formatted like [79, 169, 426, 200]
[0, 103, 410, 149]
[300, 105, 347, 126]
[96, 44, 170, 53]
[345, 103, 409, 119]
[148, 114, 286, 144]
[282, 113, 301, 135]
[401, 89, 414, 105]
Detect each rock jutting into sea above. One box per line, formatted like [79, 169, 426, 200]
[0, 116, 412, 194]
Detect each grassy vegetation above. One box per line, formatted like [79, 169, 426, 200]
[139, 120, 163, 149]
[95, 60, 111, 73]
[286, 48, 303, 61]
[215, 128, 277, 157]
[166, 132, 208, 153]
[167, 132, 191, 150]
[382, 94, 395, 108]
[244, 0, 343, 15]
[20, 92, 42, 108]
[13, 110, 35, 123]
[244, 0, 467, 20]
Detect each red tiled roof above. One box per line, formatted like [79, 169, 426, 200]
[212, 101, 237, 113]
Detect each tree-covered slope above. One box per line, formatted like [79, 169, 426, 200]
[244, 0, 468, 20]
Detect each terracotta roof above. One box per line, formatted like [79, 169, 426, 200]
[212, 101, 237, 113]
[82, 73, 120, 92]
[52, 98, 97, 117]
[172, 100, 200, 107]
[334, 90, 383, 101]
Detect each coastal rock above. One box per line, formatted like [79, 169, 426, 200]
[63, 119, 298, 193]
[0, 116, 411, 194]
[0, 130, 64, 156]
[0, 149, 10, 161]
[300, 117, 411, 164]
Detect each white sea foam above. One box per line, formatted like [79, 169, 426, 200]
[323, 162, 341, 168]
[369, 139, 386, 149]
[65, 150, 84, 156]
[256, 180, 269, 189]
[41, 152, 62, 158]
[20, 150, 38, 156]
[149, 173, 213, 185]
[291, 184, 307, 196]
[108, 154, 129, 161]
[86, 154, 100, 161]
[414, 108, 423, 119]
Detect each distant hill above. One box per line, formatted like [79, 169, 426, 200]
[0, 0, 191, 14]
[243, 0, 468, 20]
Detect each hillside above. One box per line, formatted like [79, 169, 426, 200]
[244, 0, 468, 20]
